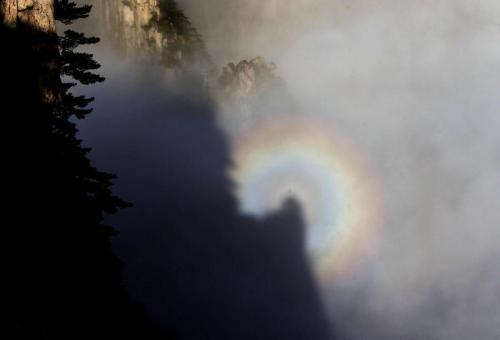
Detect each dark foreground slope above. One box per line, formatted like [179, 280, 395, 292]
[2, 1, 160, 339]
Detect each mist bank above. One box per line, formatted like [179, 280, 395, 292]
[179, 1, 500, 339]
[76, 1, 500, 339]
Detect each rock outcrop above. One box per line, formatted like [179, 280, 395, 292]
[217, 56, 280, 98]
[1, 0, 60, 104]
[96, 0, 164, 58]
[94, 0, 209, 69]
[1, 0, 56, 34]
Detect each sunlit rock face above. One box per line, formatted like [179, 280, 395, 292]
[95, 0, 163, 59]
[93, 0, 210, 70]
[1, 0, 59, 104]
[1, 0, 56, 34]
[1, 0, 18, 27]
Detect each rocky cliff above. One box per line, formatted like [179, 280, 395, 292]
[217, 56, 280, 98]
[1, 0, 56, 34]
[95, 0, 163, 58]
[94, 0, 209, 69]
[1, 0, 60, 104]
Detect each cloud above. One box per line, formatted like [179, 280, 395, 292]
[276, 2, 500, 339]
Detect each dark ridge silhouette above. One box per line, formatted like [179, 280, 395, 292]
[79, 1, 335, 334]
[2, 2, 163, 339]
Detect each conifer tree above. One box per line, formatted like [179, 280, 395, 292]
[157, 0, 211, 68]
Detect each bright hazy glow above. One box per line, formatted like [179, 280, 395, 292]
[231, 119, 379, 278]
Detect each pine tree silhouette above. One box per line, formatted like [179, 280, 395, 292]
[157, 0, 211, 69]
[3, 1, 167, 339]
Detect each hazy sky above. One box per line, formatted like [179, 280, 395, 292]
[80, 1, 500, 339]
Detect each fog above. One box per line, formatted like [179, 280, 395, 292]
[179, 1, 500, 338]
[78, 1, 500, 339]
